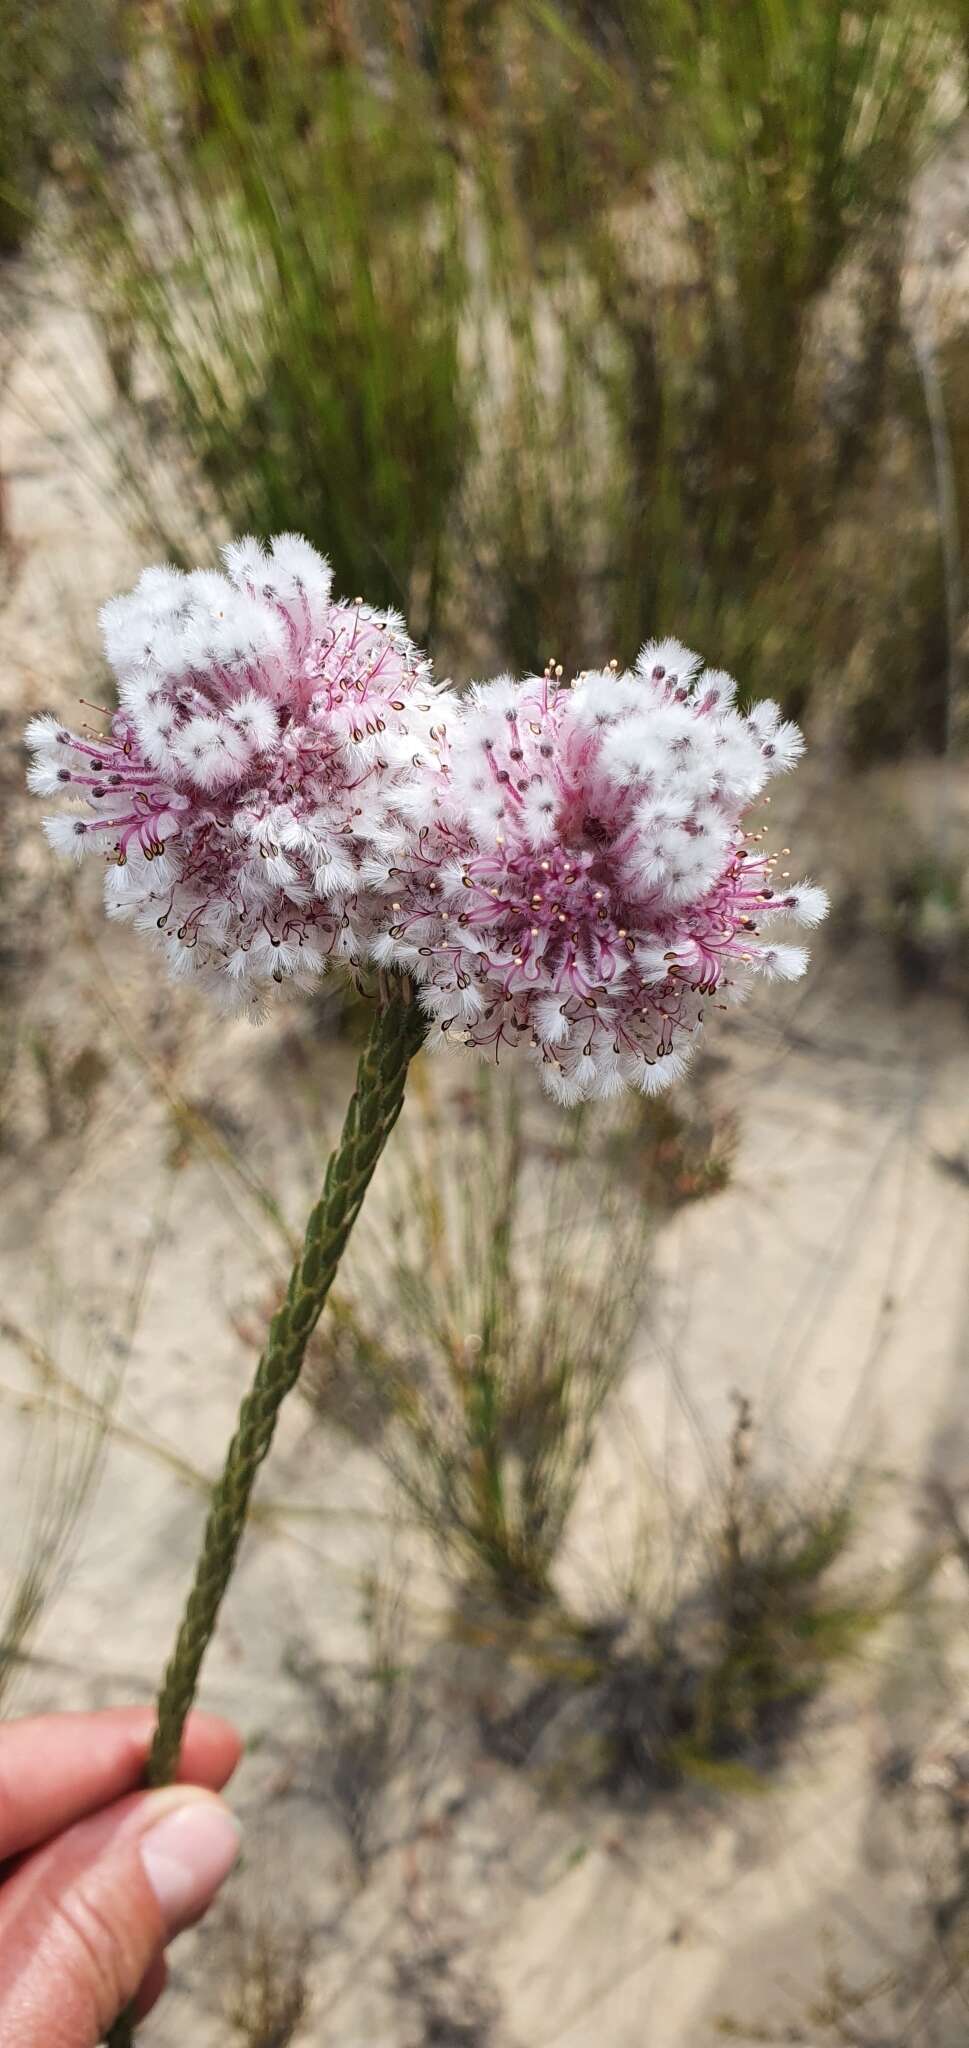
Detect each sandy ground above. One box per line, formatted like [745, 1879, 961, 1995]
[4, 217, 969, 2048]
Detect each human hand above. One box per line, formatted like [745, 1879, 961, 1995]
[0, 1707, 242, 2047]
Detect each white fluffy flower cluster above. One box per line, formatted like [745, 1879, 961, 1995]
[369, 644, 827, 1101]
[28, 539, 827, 1096]
[27, 535, 451, 1009]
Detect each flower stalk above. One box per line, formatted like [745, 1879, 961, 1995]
[26, 531, 827, 2047]
[105, 981, 425, 2048]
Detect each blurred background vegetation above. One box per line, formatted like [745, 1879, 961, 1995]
[4, 0, 968, 746]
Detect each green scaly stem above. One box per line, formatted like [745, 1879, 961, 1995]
[105, 986, 426, 2048]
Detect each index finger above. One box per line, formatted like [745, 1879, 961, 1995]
[0, 1708, 241, 1864]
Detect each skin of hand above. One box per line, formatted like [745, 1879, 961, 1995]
[0, 1708, 242, 2048]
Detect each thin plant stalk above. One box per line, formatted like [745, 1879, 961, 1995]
[105, 983, 425, 2048]
[912, 310, 966, 762]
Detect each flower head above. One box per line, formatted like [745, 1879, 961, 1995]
[27, 535, 449, 1008]
[372, 645, 827, 1101]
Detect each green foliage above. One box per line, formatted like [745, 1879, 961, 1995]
[0, 0, 117, 255]
[0, 0, 66, 251]
[637, 1401, 883, 1783]
[678, 1493, 873, 1771]
[543, 0, 949, 670]
[472, 1402, 885, 1794]
[59, 0, 959, 732]
[74, 0, 469, 631]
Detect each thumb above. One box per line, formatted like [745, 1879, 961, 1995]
[0, 1785, 241, 2048]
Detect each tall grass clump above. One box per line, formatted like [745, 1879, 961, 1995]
[589, 0, 949, 689]
[65, 0, 958, 728]
[660, 1399, 871, 1782]
[71, 0, 469, 636]
[307, 1072, 652, 1612]
[0, 0, 118, 256]
[478, 1399, 890, 1794]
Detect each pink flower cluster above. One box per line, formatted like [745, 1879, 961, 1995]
[27, 537, 826, 1097]
[370, 649, 826, 1102]
[26, 535, 449, 1009]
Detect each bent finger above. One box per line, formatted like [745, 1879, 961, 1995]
[0, 1784, 240, 2047]
[0, 1709, 241, 1864]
